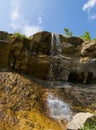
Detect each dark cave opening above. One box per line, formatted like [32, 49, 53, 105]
[86, 72, 93, 84]
[68, 71, 93, 84]
[68, 72, 79, 83]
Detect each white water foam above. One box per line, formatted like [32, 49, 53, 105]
[47, 93, 73, 121]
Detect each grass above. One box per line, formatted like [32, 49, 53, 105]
[80, 118, 96, 130]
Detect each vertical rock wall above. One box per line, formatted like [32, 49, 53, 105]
[0, 31, 96, 84]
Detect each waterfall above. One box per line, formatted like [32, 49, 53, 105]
[55, 33, 62, 56]
[47, 93, 73, 122]
[50, 33, 55, 56]
[48, 33, 62, 81]
[48, 33, 55, 81]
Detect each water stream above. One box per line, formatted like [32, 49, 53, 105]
[47, 33, 73, 124]
[46, 93, 73, 122]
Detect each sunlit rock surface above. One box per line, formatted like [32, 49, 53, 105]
[0, 31, 96, 130]
[67, 112, 94, 130]
[0, 31, 96, 84]
[0, 72, 64, 130]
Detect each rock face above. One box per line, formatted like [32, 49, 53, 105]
[0, 31, 12, 69]
[0, 40, 11, 69]
[8, 31, 51, 79]
[0, 31, 11, 41]
[53, 82, 96, 109]
[0, 31, 96, 84]
[0, 31, 96, 130]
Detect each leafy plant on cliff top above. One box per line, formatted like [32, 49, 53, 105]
[64, 28, 73, 37]
[80, 31, 91, 40]
[13, 32, 27, 39]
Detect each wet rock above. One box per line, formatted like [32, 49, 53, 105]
[56, 83, 96, 108]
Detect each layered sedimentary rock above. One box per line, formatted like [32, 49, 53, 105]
[0, 31, 96, 130]
[0, 40, 11, 69]
[0, 31, 96, 84]
[0, 31, 12, 69]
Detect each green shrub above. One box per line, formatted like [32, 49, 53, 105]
[80, 31, 91, 40]
[13, 32, 27, 39]
[64, 28, 73, 37]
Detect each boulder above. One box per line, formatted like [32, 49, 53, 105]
[67, 112, 94, 130]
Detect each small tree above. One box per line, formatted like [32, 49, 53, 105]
[64, 28, 73, 37]
[81, 31, 91, 40]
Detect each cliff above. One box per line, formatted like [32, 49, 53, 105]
[1, 31, 96, 84]
[0, 31, 96, 130]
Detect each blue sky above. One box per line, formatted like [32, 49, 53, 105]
[0, 0, 96, 37]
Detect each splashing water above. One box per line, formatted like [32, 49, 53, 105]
[47, 93, 73, 122]
[50, 33, 62, 56]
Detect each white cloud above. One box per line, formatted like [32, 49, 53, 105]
[82, 0, 96, 20]
[83, 0, 96, 11]
[22, 25, 43, 36]
[88, 14, 96, 19]
[9, 0, 43, 36]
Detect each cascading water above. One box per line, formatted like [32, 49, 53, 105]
[48, 33, 55, 81]
[48, 33, 62, 81]
[55, 33, 62, 80]
[46, 93, 73, 122]
[47, 33, 73, 125]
